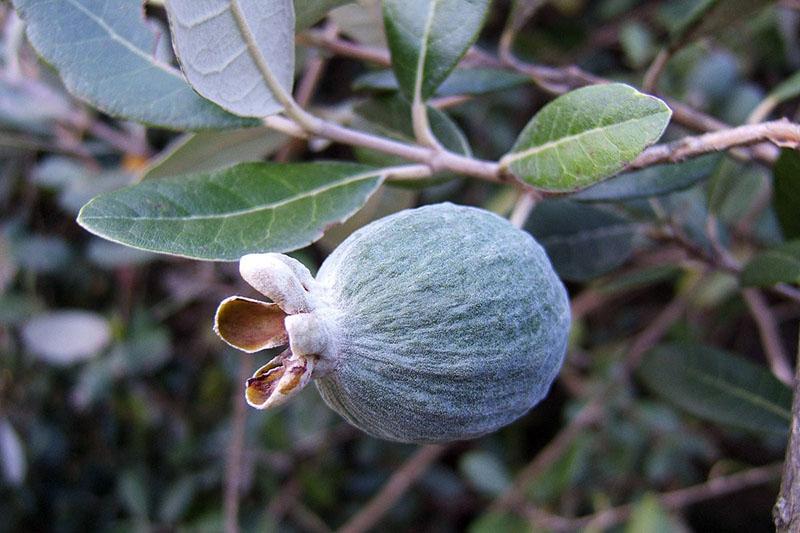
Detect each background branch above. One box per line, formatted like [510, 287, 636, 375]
[490, 397, 604, 513]
[224, 355, 251, 533]
[774, 332, 800, 531]
[742, 289, 794, 385]
[528, 463, 782, 531]
[337, 445, 448, 533]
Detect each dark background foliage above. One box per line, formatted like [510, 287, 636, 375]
[1, 0, 799, 531]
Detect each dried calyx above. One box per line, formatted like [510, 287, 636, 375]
[214, 254, 337, 409]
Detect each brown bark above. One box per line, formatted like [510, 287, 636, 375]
[774, 333, 800, 532]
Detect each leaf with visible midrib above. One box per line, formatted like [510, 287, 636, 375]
[639, 343, 791, 435]
[670, 0, 772, 47]
[773, 149, 800, 240]
[142, 128, 287, 180]
[741, 241, 800, 287]
[571, 155, 720, 202]
[383, 0, 491, 101]
[78, 162, 384, 261]
[501, 84, 671, 192]
[165, 0, 295, 118]
[525, 200, 640, 281]
[353, 68, 529, 97]
[295, 0, 350, 30]
[11, 0, 253, 130]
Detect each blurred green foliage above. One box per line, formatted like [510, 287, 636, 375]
[1, 0, 798, 531]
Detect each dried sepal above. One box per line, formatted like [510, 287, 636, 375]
[239, 253, 313, 314]
[214, 296, 288, 353]
[245, 349, 316, 409]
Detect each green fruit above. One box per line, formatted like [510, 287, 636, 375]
[215, 203, 570, 443]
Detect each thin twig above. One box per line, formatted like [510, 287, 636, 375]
[774, 284, 800, 305]
[298, 27, 780, 167]
[276, 22, 338, 162]
[290, 503, 334, 533]
[295, 31, 785, 176]
[264, 108, 800, 188]
[298, 31, 391, 67]
[498, 0, 547, 64]
[224, 355, 251, 533]
[527, 463, 782, 531]
[747, 96, 780, 125]
[509, 191, 539, 229]
[4, 11, 25, 82]
[774, 331, 800, 531]
[490, 397, 605, 513]
[742, 289, 794, 385]
[267, 475, 301, 523]
[264, 113, 505, 184]
[337, 445, 448, 533]
[628, 120, 800, 170]
[86, 119, 151, 158]
[651, 223, 800, 306]
[642, 48, 672, 94]
[626, 291, 692, 370]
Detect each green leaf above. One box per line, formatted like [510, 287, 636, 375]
[773, 149, 800, 240]
[619, 22, 655, 69]
[317, 185, 416, 252]
[11, 0, 253, 130]
[459, 451, 511, 497]
[708, 159, 770, 228]
[468, 512, 530, 533]
[352, 94, 471, 180]
[353, 68, 529, 97]
[0, 419, 26, 487]
[501, 84, 671, 192]
[639, 343, 792, 435]
[670, 0, 773, 46]
[295, 0, 351, 30]
[330, 0, 386, 47]
[625, 494, 683, 533]
[741, 241, 800, 287]
[159, 477, 198, 524]
[165, 0, 295, 118]
[763, 71, 800, 111]
[525, 200, 641, 282]
[77, 162, 385, 261]
[382, 0, 491, 101]
[571, 154, 720, 202]
[142, 128, 287, 180]
[0, 293, 43, 326]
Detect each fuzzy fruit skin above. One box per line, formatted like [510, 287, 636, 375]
[314, 203, 570, 444]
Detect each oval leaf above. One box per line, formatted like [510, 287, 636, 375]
[500, 84, 671, 192]
[0, 419, 26, 486]
[773, 149, 800, 240]
[353, 68, 529, 97]
[571, 154, 720, 202]
[166, 0, 295, 118]
[77, 162, 385, 260]
[22, 310, 111, 365]
[670, 0, 772, 46]
[295, 0, 351, 30]
[639, 343, 792, 435]
[142, 127, 287, 180]
[11, 0, 253, 130]
[741, 240, 800, 287]
[525, 200, 641, 282]
[383, 0, 491, 101]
